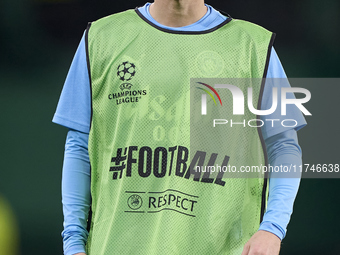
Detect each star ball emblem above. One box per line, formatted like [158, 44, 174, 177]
[117, 61, 136, 81]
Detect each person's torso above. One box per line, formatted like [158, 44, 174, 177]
[86, 9, 272, 255]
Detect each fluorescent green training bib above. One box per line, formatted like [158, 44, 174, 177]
[86, 8, 274, 255]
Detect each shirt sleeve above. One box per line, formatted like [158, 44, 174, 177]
[259, 129, 302, 240]
[261, 47, 307, 140]
[52, 32, 91, 134]
[258, 48, 304, 240]
[62, 130, 91, 255]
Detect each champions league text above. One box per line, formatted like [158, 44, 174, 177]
[108, 89, 147, 105]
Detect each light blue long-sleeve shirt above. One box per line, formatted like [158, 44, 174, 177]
[54, 3, 306, 255]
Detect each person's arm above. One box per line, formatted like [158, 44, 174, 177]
[242, 47, 306, 255]
[52, 32, 92, 254]
[242, 129, 302, 255]
[62, 130, 91, 255]
[259, 129, 302, 239]
[256, 47, 305, 240]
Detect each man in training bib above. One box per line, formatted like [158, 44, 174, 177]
[53, 0, 306, 254]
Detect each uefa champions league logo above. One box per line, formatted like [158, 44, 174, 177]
[117, 61, 136, 81]
[108, 61, 146, 105]
[117, 61, 136, 92]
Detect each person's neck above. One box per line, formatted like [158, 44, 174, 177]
[149, 0, 207, 27]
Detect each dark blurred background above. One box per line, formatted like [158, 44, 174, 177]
[0, 0, 339, 254]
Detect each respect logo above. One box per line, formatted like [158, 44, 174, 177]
[124, 190, 199, 217]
